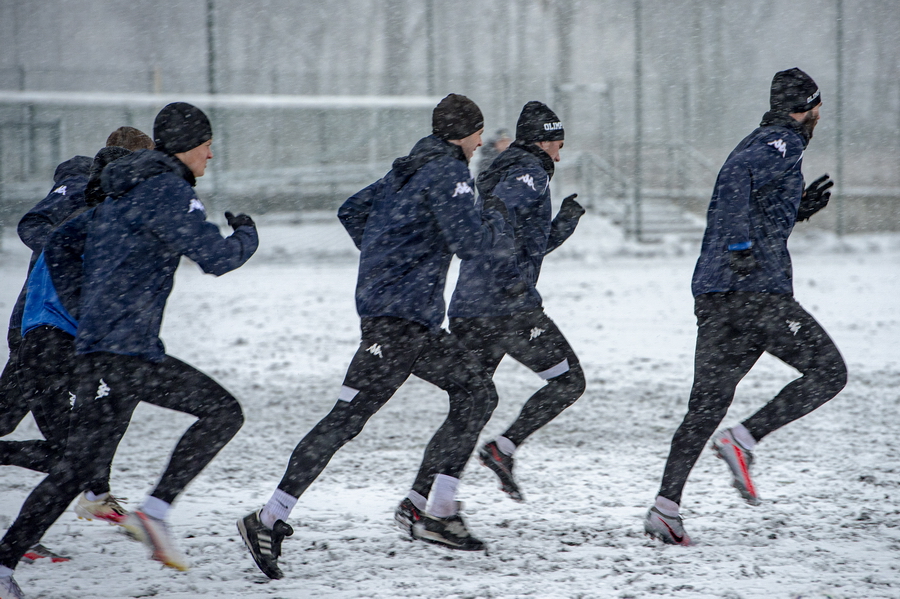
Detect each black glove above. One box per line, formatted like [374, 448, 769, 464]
[224, 211, 255, 230]
[481, 193, 509, 221]
[558, 194, 585, 219]
[796, 174, 833, 221]
[728, 249, 757, 277]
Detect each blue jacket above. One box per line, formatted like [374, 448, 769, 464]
[691, 113, 809, 297]
[46, 149, 258, 362]
[338, 135, 516, 331]
[450, 143, 581, 317]
[9, 155, 91, 331]
[21, 252, 77, 338]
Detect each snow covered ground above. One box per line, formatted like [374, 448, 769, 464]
[1, 213, 899, 599]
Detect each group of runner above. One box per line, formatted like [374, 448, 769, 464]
[0, 67, 845, 596]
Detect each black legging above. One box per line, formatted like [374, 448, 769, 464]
[658, 292, 847, 505]
[0, 351, 244, 569]
[0, 326, 79, 476]
[277, 317, 496, 500]
[450, 309, 586, 448]
[0, 329, 27, 438]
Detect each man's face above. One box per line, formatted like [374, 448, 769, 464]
[537, 139, 565, 162]
[175, 139, 213, 177]
[450, 128, 484, 161]
[792, 104, 821, 140]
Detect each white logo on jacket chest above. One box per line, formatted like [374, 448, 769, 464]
[516, 174, 536, 191]
[768, 139, 787, 157]
[53, 185, 68, 195]
[452, 181, 473, 197]
[188, 198, 206, 214]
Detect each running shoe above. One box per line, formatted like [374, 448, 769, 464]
[478, 441, 524, 502]
[122, 511, 190, 571]
[237, 510, 293, 580]
[644, 507, 692, 546]
[74, 492, 127, 524]
[712, 428, 760, 506]
[21, 544, 70, 564]
[394, 497, 423, 537]
[411, 504, 485, 551]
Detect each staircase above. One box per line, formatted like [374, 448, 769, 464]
[559, 148, 714, 242]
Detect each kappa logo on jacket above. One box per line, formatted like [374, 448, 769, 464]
[767, 139, 787, 158]
[452, 181, 474, 197]
[187, 198, 206, 214]
[53, 185, 68, 196]
[516, 174, 536, 191]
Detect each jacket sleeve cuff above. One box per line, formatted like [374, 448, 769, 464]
[727, 241, 752, 251]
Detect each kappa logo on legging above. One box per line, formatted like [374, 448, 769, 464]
[529, 327, 545, 341]
[68, 392, 77, 408]
[95, 379, 111, 399]
[786, 320, 802, 336]
[366, 343, 384, 358]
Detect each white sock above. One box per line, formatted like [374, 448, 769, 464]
[0, 565, 13, 578]
[407, 490, 427, 512]
[654, 495, 680, 518]
[495, 436, 516, 456]
[140, 496, 171, 520]
[85, 491, 108, 502]
[260, 489, 297, 530]
[426, 474, 460, 518]
[732, 424, 758, 450]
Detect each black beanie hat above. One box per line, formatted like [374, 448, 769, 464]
[85, 146, 133, 206]
[516, 101, 564, 143]
[770, 68, 821, 114]
[432, 94, 484, 140]
[153, 102, 213, 155]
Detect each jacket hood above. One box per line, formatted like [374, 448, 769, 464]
[476, 141, 554, 198]
[101, 149, 196, 199]
[53, 155, 92, 183]
[759, 110, 810, 148]
[390, 135, 467, 192]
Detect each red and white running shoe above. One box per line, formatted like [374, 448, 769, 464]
[644, 507, 692, 546]
[21, 544, 70, 564]
[74, 492, 127, 524]
[712, 428, 760, 506]
[122, 511, 190, 571]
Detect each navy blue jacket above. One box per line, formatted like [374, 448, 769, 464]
[450, 143, 581, 317]
[9, 155, 91, 331]
[338, 135, 516, 331]
[692, 113, 809, 297]
[47, 149, 258, 362]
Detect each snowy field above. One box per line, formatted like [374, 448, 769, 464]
[1, 213, 899, 599]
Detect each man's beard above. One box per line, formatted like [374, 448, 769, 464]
[800, 110, 819, 140]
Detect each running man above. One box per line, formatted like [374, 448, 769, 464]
[449, 101, 586, 502]
[644, 68, 847, 545]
